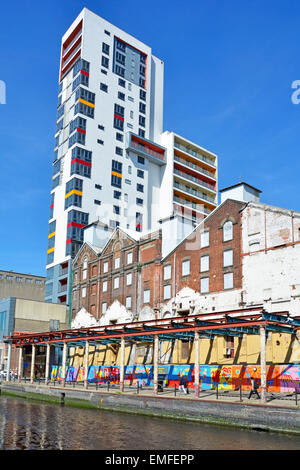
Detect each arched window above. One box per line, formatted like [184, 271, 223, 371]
[223, 221, 233, 242]
[82, 258, 88, 280]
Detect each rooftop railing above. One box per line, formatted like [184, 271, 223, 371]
[174, 141, 216, 167]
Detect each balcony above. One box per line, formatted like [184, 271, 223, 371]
[126, 133, 166, 166]
[173, 181, 216, 204]
[174, 141, 216, 168]
[174, 155, 216, 180]
[173, 196, 212, 215]
[173, 168, 216, 193]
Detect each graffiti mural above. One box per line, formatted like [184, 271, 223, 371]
[49, 364, 300, 391]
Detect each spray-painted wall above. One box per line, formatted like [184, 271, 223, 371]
[50, 363, 300, 392]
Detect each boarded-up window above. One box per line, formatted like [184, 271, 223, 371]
[181, 340, 189, 360]
[91, 284, 97, 295]
[92, 265, 97, 277]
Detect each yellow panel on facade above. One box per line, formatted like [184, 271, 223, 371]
[47, 247, 55, 254]
[65, 189, 83, 199]
[48, 232, 56, 239]
[111, 171, 122, 178]
[78, 98, 95, 108]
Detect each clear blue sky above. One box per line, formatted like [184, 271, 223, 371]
[0, 0, 300, 276]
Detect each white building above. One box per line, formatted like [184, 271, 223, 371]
[45, 8, 218, 304]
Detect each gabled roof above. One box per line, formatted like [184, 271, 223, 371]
[161, 198, 247, 262]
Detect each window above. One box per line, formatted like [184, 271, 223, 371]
[114, 190, 121, 199]
[144, 289, 150, 303]
[82, 287, 86, 298]
[102, 43, 110, 55]
[115, 65, 125, 77]
[137, 169, 144, 179]
[103, 261, 108, 273]
[164, 284, 171, 300]
[137, 184, 144, 193]
[139, 115, 145, 127]
[113, 205, 120, 215]
[126, 296, 132, 309]
[102, 302, 107, 313]
[127, 252, 133, 264]
[97, 139, 104, 145]
[82, 258, 88, 279]
[223, 249, 233, 267]
[164, 265, 171, 280]
[100, 83, 108, 92]
[16, 277, 23, 282]
[224, 272, 233, 289]
[130, 111, 134, 119]
[118, 78, 126, 88]
[136, 198, 143, 206]
[95, 184, 102, 190]
[101, 56, 109, 68]
[182, 259, 190, 276]
[140, 89, 146, 101]
[139, 102, 146, 114]
[6, 275, 13, 281]
[116, 132, 123, 142]
[118, 92, 125, 101]
[104, 30, 110, 36]
[35, 280, 42, 285]
[200, 277, 209, 294]
[138, 129, 145, 138]
[138, 156, 145, 165]
[94, 200, 101, 205]
[114, 277, 119, 289]
[101, 69, 107, 75]
[201, 231, 209, 248]
[126, 273, 132, 286]
[201, 255, 209, 272]
[116, 146, 123, 156]
[103, 280, 108, 292]
[223, 221, 233, 242]
[98, 125, 105, 130]
[114, 257, 120, 269]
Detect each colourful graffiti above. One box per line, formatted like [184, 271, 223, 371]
[49, 364, 300, 392]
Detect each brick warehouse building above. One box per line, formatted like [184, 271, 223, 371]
[71, 186, 300, 325]
[68, 189, 300, 368]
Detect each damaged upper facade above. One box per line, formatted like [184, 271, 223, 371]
[71, 196, 300, 326]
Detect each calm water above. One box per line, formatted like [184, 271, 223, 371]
[0, 396, 300, 450]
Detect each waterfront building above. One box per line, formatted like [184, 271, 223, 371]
[68, 182, 300, 367]
[0, 270, 45, 302]
[0, 298, 69, 375]
[45, 8, 218, 306]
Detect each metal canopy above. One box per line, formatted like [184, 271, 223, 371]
[4, 307, 298, 349]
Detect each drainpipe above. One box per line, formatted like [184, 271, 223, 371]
[68, 268, 73, 328]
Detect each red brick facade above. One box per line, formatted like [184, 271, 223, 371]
[71, 200, 245, 320]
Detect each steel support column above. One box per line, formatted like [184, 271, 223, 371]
[154, 335, 159, 394]
[30, 345, 36, 384]
[194, 330, 200, 397]
[18, 347, 23, 383]
[6, 342, 12, 382]
[45, 343, 50, 385]
[120, 337, 125, 392]
[62, 342, 67, 388]
[84, 340, 89, 389]
[260, 326, 267, 402]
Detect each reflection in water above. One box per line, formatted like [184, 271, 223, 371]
[0, 396, 300, 450]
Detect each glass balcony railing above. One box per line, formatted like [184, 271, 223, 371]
[173, 168, 216, 192]
[174, 181, 216, 203]
[173, 196, 212, 215]
[130, 141, 165, 161]
[174, 155, 216, 179]
[174, 141, 216, 167]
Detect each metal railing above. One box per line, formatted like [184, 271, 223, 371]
[174, 141, 216, 167]
[174, 181, 216, 203]
[130, 141, 165, 161]
[174, 155, 216, 179]
[173, 168, 216, 192]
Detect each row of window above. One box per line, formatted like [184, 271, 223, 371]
[0, 274, 43, 284]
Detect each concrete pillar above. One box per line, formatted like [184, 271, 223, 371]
[6, 342, 12, 382]
[62, 342, 67, 387]
[260, 326, 267, 402]
[194, 330, 200, 397]
[84, 340, 89, 389]
[30, 344, 36, 384]
[153, 335, 159, 394]
[120, 337, 125, 392]
[18, 347, 23, 383]
[45, 344, 50, 385]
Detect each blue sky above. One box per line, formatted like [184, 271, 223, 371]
[0, 0, 300, 276]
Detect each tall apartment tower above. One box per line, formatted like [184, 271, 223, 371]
[45, 8, 218, 304]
